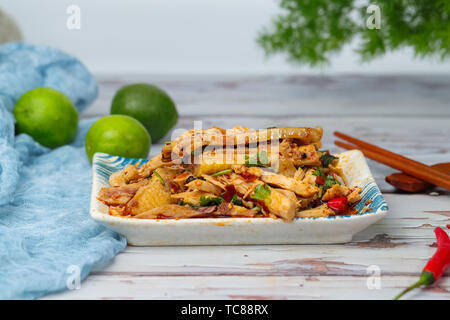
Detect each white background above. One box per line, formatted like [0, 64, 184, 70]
[3, 0, 450, 74]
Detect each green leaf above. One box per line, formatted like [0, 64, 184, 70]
[211, 169, 233, 177]
[318, 186, 324, 198]
[317, 175, 341, 199]
[199, 195, 224, 207]
[251, 184, 271, 202]
[257, 0, 450, 66]
[324, 175, 340, 189]
[312, 168, 324, 177]
[231, 194, 243, 206]
[178, 200, 199, 209]
[320, 151, 338, 167]
[313, 166, 340, 198]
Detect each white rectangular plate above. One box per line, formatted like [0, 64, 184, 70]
[90, 150, 388, 245]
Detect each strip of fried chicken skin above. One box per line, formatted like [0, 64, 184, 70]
[135, 204, 206, 219]
[97, 183, 144, 206]
[162, 126, 323, 163]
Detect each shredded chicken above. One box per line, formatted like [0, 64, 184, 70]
[347, 187, 362, 204]
[260, 171, 319, 198]
[97, 126, 362, 222]
[186, 179, 222, 195]
[262, 188, 296, 222]
[296, 204, 335, 218]
[321, 184, 352, 201]
[279, 140, 322, 166]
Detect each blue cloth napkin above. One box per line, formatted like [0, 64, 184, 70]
[0, 43, 127, 299]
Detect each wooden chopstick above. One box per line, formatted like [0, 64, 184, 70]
[334, 131, 450, 183]
[334, 134, 450, 191]
[334, 131, 432, 169]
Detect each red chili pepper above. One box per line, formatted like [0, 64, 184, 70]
[394, 227, 450, 300]
[169, 181, 180, 193]
[241, 171, 257, 182]
[326, 196, 348, 214]
[222, 184, 236, 202]
[315, 175, 325, 185]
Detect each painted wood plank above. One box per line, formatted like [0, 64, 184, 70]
[82, 74, 450, 117]
[43, 275, 450, 300]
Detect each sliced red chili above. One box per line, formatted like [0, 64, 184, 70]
[315, 175, 325, 185]
[326, 196, 348, 214]
[241, 171, 257, 182]
[169, 181, 180, 193]
[222, 185, 236, 202]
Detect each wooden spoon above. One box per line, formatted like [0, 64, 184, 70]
[385, 162, 450, 193]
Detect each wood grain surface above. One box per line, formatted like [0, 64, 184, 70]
[46, 74, 450, 300]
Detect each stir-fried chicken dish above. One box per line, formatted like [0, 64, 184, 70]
[97, 126, 361, 222]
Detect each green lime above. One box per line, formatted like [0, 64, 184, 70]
[85, 115, 151, 163]
[14, 87, 78, 149]
[110, 83, 178, 142]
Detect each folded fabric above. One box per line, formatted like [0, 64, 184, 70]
[0, 43, 126, 299]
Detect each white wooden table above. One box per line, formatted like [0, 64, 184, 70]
[46, 74, 450, 300]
